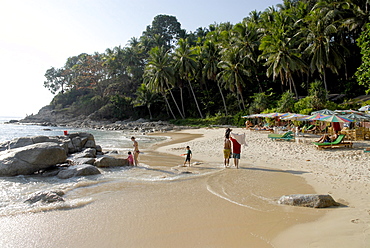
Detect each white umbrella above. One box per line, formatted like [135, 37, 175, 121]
[311, 109, 336, 115]
[358, 105, 370, 112]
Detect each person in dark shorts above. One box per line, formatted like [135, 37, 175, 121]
[182, 146, 192, 166]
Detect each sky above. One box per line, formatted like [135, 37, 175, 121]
[0, 0, 282, 118]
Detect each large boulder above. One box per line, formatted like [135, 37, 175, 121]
[0, 142, 67, 176]
[0, 136, 66, 152]
[57, 164, 101, 179]
[278, 194, 340, 208]
[94, 155, 128, 167]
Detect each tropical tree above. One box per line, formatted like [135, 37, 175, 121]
[134, 83, 161, 120]
[302, 4, 347, 94]
[142, 14, 184, 51]
[218, 46, 249, 110]
[173, 38, 204, 118]
[355, 23, 370, 93]
[259, 8, 307, 98]
[143, 46, 184, 119]
[43, 67, 71, 94]
[201, 40, 228, 115]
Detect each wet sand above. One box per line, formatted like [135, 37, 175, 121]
[1, 128, 361, 247]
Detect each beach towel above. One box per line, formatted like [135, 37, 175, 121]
[230, 132, 247, 146]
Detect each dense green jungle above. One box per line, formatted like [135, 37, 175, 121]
[42, 0, 370, 127]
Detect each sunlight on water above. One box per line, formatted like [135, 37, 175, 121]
[0, 117, 171, 215]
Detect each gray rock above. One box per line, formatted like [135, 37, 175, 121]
[94, 155, 128, 167]
[68, 157, 96, 165]
[24, 191, 65, 204]
[0, 142, 67, 176]
[278, 194, 340, 208]
[57, 164, 101, 179]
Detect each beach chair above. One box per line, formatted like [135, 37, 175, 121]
[313, 134, 353, 149]
[268, 131, 294, 141]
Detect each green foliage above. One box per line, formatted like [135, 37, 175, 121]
[277, 91, 296, 113]
[170, 115, 233, 127]
[294, 97, 313, 114]
[232, 111, 249, 127]
[355, 23, 370, 94]
[43, 5, 368, 123]
[308, 80, 327, 110]
[248, 90, 273, 114]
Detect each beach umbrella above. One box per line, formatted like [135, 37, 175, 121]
[304, 113, 330, 121]
[358, 105, 370, 112]
[342, 113, 370, 122]
[320, 115, 354, 123]
[311, 109, 336, 115]
[281, 114, 309, 120]
[335, 109, 365, 116]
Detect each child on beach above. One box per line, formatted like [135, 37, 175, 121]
[182, 146, 192, 166]
[127, 151, 134, 166]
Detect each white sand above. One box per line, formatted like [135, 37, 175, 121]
[156, 128, 370, 247]
[0, 128, 368, 247]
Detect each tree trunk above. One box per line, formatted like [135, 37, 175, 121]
[162, 93, 176, 120]
[179, 86, 185, 117]
[147, 106, 153, 120]
[188, 81, 204, 119]
[322, 68, 328, 99]
[168, 89, 185, 119]
[217, 83, 228, 116]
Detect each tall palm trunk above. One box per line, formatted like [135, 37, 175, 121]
[217, 83, 228, 115]
[168, 89, 185, 119]
[179, 85, 185, 117]
[188, 80, 204, 119]
[322, 67, 328, 99]
[162, 92, 176, 119]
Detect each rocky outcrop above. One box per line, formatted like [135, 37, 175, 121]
[19, 105, 180, 133]
[0, 133, 129, 177]
[0, 142, 67, 176]
[278, 194, 340, 208]
[57, 164, 101, 179]
[94, 155, 128, 167]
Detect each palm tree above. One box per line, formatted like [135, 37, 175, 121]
[231, 18, 263, 92]
[143, 46, 184, 119]
[259, 8, 307, 98]
[218, 46, 249, 110]
[302, 5, 346, 94]
[173, 38, 204, 118]
[201, 40, 228, 115]
[134, 83, 161, 120]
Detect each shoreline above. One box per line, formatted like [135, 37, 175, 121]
[0, 127, 368, 247]
[154, 128, 370, 247]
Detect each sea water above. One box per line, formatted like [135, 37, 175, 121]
[0, 116, 184, 216]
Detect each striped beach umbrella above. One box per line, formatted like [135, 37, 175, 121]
[311, 109, 335, 115]
[320, 115, 354, 123]
[304, 113, 330, 121]
[343, 113, 370, 122]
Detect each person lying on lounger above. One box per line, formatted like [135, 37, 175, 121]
[315, 131, 339, 143]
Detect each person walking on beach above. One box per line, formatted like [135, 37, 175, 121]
[182, 146, 192, 166]
[224, 132, 232, 167]
[229, 135, 241, 169]
[131, 136, 139, 166]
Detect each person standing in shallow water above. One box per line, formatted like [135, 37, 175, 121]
[131, 136, 139, 166]
[182, 146, 192, 166]
[224, 132, 232, 167]
[229, 135, 241, 169]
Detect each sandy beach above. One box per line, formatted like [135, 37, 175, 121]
[0, 127, 369, 247]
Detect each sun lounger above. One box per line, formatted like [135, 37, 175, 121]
[313, 134, 353, 149]
[268, 131, 294, 141]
